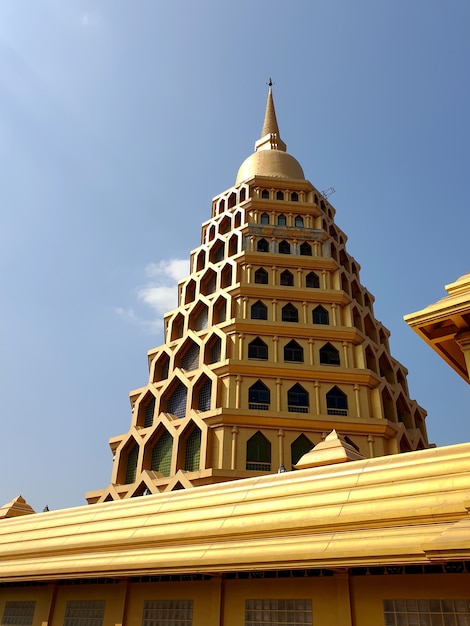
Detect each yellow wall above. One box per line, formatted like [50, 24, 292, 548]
[2, 571, 470, 626]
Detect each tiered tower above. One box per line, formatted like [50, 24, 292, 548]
[87, 87, 428, 504]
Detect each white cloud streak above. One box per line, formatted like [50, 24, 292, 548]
[116, 258, 190, 334]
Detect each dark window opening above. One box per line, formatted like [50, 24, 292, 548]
[282, 303, 298, 323]
[284, 340, 303, 362]
[320, 343, 340, 366]
[248, 338, 268, 360]
[251, 300, 268, 320]
[313, 305, 329, 325]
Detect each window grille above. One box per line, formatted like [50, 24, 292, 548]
[151, 430, 173, 477]
[245, 599, 312, 626]
[255, 268, 268, 284]
[144, 397, 155, 428]
[306, 272, 320, 288]
[208, 337, 222, 363]
[320, 343, 340, 365]
[246, 431, 271, 471]
[260, 213, 270, 224]
[326, 386, 348, 416]
[383, 599, 470, 626]
[181, 343, 200, 371]
[184, 428, 201, 472]
[251, 301, 268, 320]
[300, 242, 312, 256]
[276, 190, 284, 200]
[291, 435, 314, 466]
[313, 305, 329, 325]
[204, 273, 216, 294]
[158, 357, 169, 381]
[197, 378, 212, 412]
[248, 381, 270, 407]
[288, 384, 309, 413]
[278, 214, 286, 226]
[167, 383, 188, 419]
[261, 189, 269, 199]
[279, 240, 290, 254]
[212, 244, 224, 263]
[291, 192, 299, 202]
[193, 308, 208, 331]
[1, 601, 36, 626]
[125, 442, 139, 484]
[142, 600, 193, 626]
[248, 338, 268, 360]
[280, 270, 294, 286]
[257, 238, 269, 252]
[284, 341, 303, 362]
[63, 600, 105, 626]
[282, 304, 298, 322]
[294, 216, 304, 227]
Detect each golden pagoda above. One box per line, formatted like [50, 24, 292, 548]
[87, 85, 428, 504]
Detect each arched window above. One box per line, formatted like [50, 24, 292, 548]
[291, 192, 299, 202]
[326, 386, 348, 416]
[257, 238, 269, 252]
[180, 342, 200, 371]
[184, 427, 201, 472]
[313, 305, 329, 325]
[248, 337, 268, 360]
[251, 300, 268, 320]
[166, 382, 188, 419]
[279, 240, 290, 254]
[291, 434, 313, 466]
[206, 335, 221, 364]
[284, 340, 303, 362]
[246, 431, 271, 471]
[254, 268, 268, 284]
[125, 442, 139, 484]
[248, 381, 270, 410]
[280, 270, 294, 286]
[260, 212, 270, 224]
[320, 342, 340, 366]
[300, 242, 312, 256]
[197, 378, 212, 412]
[143, 396, 156, 428]
[306, 272, 320, 288]
[278, 214, 286, 226]
[295, 216, 304, 227]
[261, 189, 269, 199]
[282, 303, 298, 322]
[287, 384, 309, 413]
[151, 430, 173, 477]
[276, 190, 284, 201]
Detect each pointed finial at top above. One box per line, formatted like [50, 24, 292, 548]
[256, 80, 286, 153]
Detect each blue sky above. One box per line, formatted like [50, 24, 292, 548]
[0, 1, 468, 512]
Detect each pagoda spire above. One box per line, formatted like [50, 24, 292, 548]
[255, 81, 287, 153]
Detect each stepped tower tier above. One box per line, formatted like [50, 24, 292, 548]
[86, 87, 428, 504]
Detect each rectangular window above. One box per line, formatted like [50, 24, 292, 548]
[141, 599, 193, 626]
[245, 599, 312, 626]
[63, 600, 105, 626]
[383, 599, 470, 626]
[2, 601, 36, 626]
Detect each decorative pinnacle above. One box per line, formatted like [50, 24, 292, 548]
[256, 79, 286, 152]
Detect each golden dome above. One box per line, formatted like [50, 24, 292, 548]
[235, 84, 305, 185]
[236, 150, 304, 184]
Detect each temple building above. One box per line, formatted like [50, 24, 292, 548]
[87, 85, 428, 504]
[0, 87, 469, 626]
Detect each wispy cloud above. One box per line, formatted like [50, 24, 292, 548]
[80, 13, 97, 27]
[116, 258, 190, 334]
